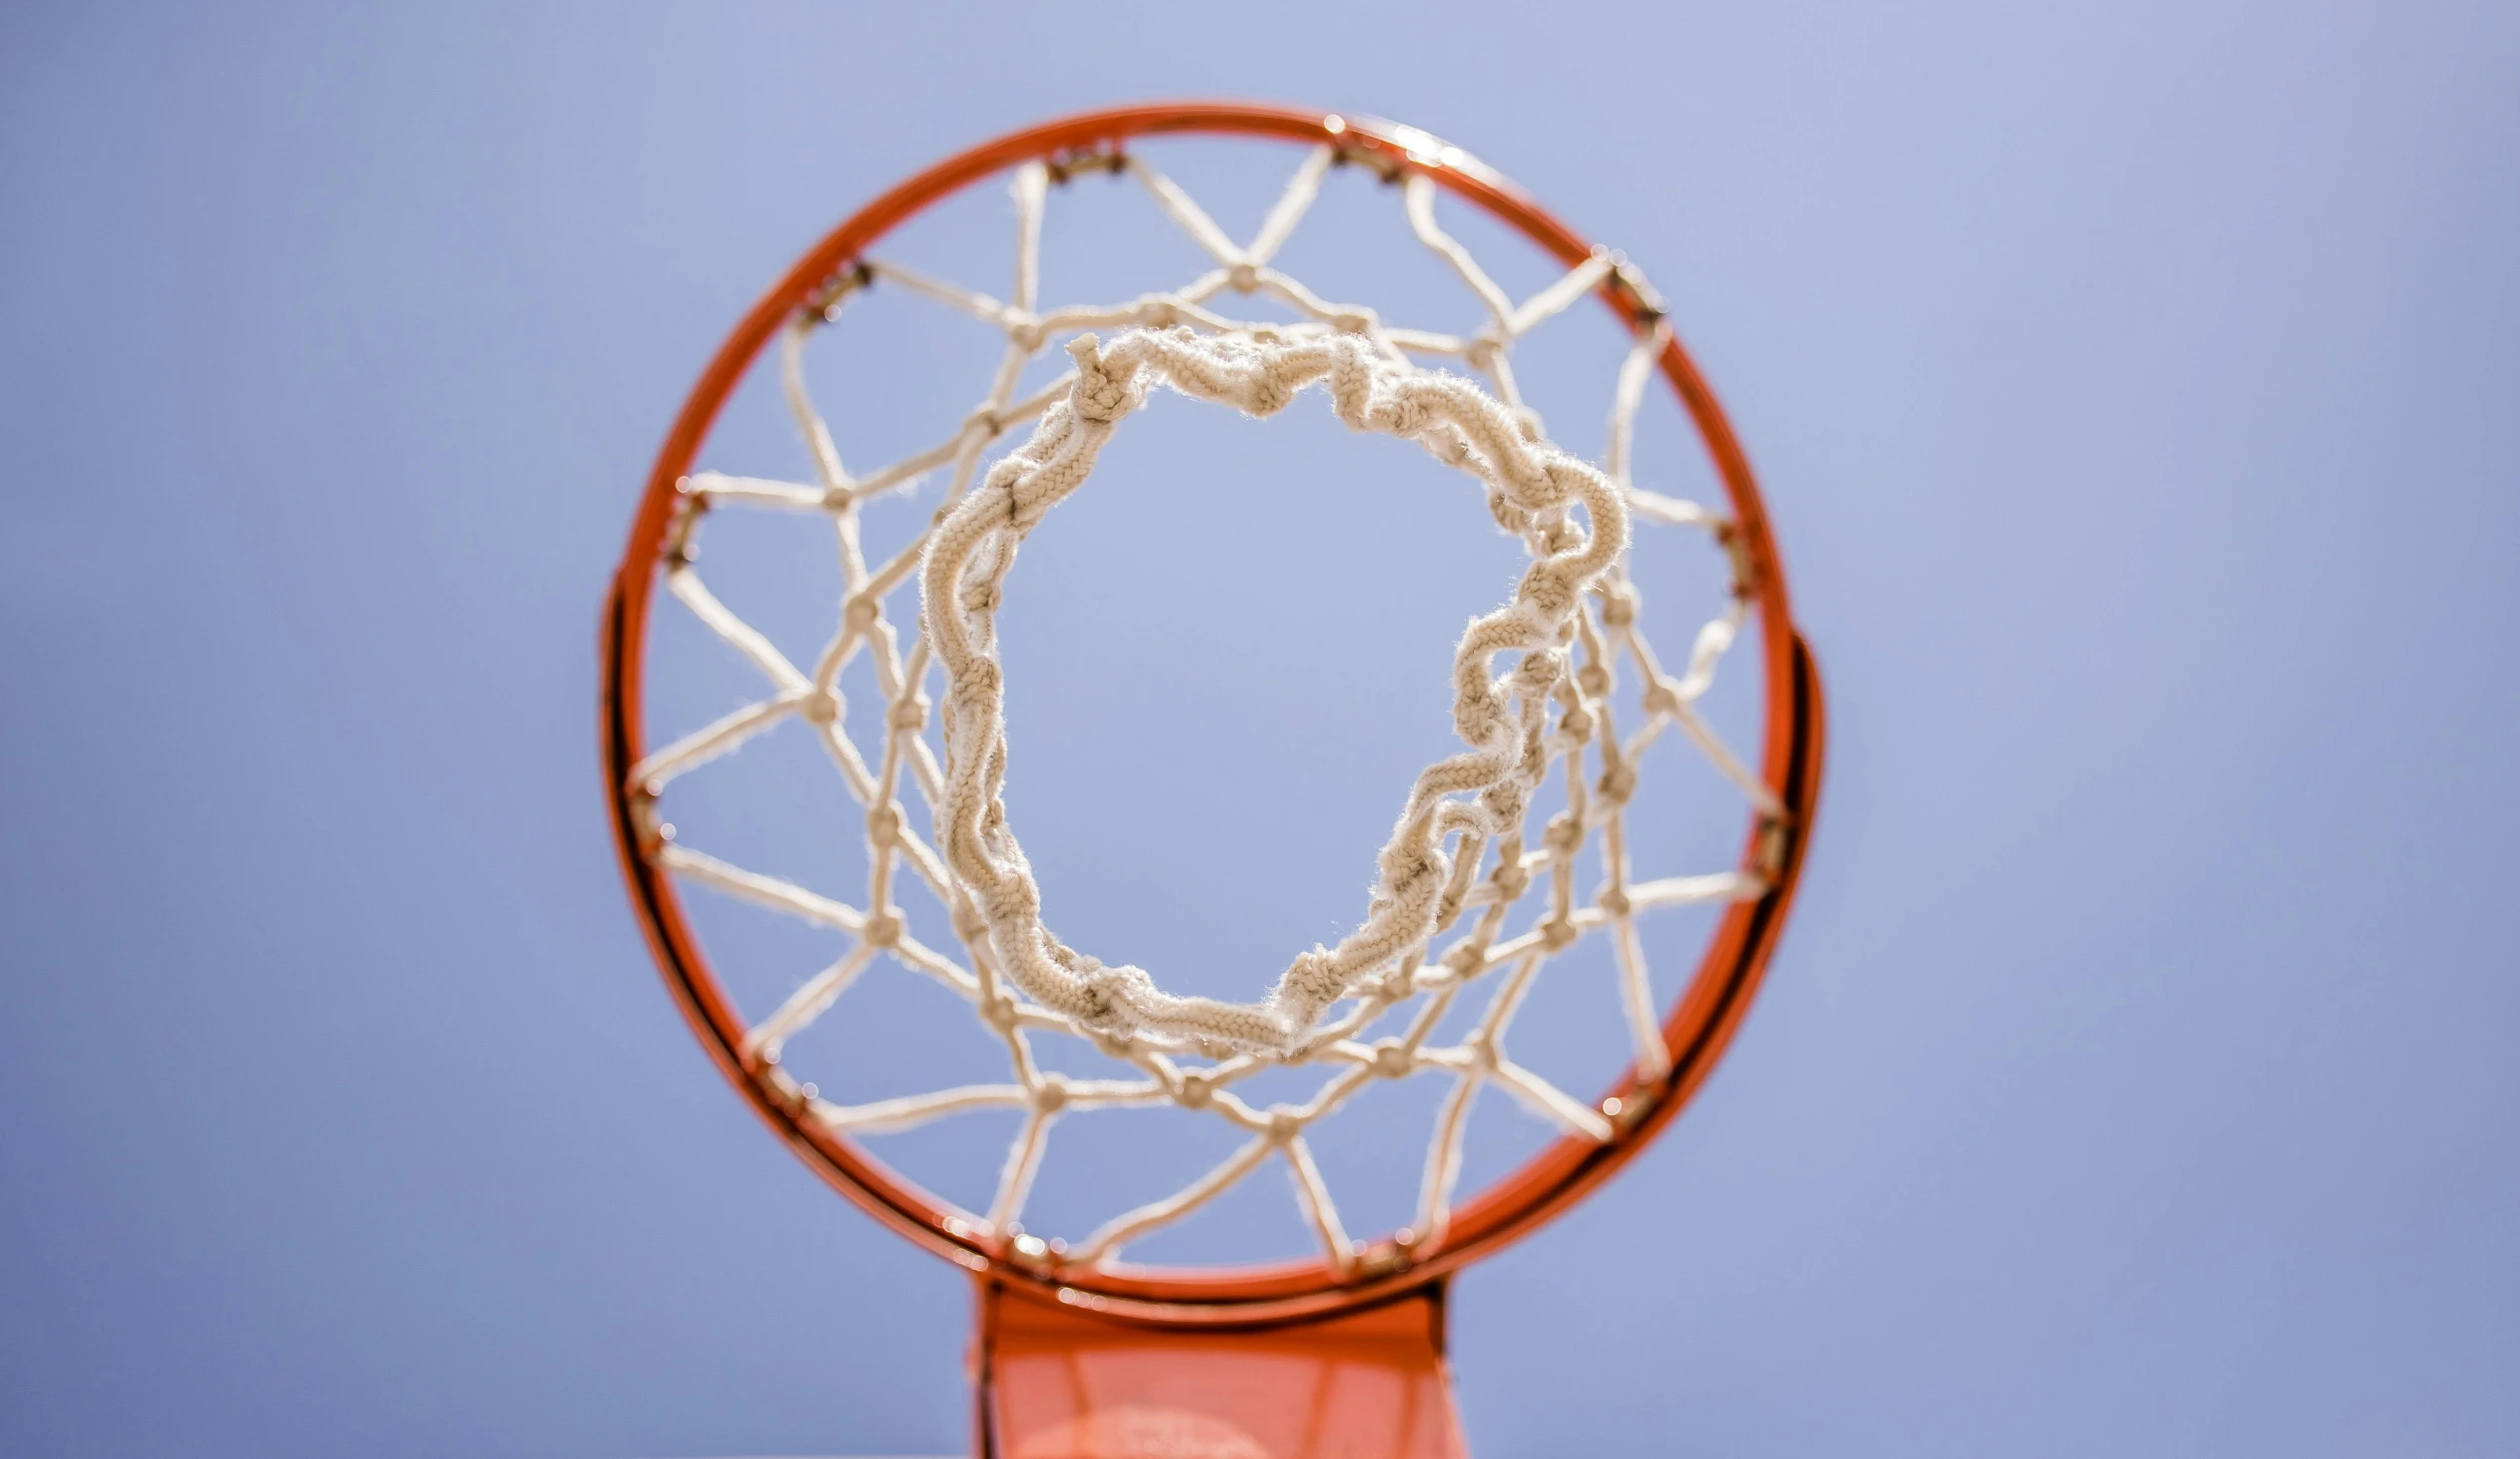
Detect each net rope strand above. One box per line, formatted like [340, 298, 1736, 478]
[629, 143, 1781, 1272]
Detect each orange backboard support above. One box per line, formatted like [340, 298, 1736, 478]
[976, 1279, 1467, 1459]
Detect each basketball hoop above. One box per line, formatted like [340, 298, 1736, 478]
[603, 102, 1824, 1456]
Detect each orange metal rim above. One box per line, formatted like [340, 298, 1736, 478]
[602, 100, 1827, 1325]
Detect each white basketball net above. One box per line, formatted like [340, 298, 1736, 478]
[630, 135, 1783, 1273]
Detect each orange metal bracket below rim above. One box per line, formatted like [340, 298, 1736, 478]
[601, 100, 1828, 1325]
[976, 1275, 1467, 1458]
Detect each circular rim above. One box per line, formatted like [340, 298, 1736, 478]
[602, 100, 1826, 1326]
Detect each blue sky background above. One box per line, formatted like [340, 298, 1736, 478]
[3, 3, 2516, 1456]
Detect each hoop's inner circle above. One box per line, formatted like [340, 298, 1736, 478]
[608, 106, 1817, 1319]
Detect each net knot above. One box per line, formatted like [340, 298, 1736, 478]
[1176, 1071, 1213, 1109]
[1599, 583, 1639, 628]
[1640, 677, 1685, 720]
[1030, 1074, 1069, 1112]
[1075, 955, 1152, 1028]
[797, 688, 841, 726]
[1576, 662, 1612, 699]
[866, 804, 902, 849]
[989, 468, 1060, 537]
[1283, 947, 1349, 1008]
[1489, 856, 1531, 902]
[1371, 1038, 1414, 1078]
[1002, 310, 1045, 352]
[889, 695, 930, 734]
[1598, 886, 1633, 918]
[1538, 916, 1581, 952]
[1064, 334, 1133, 423]
[1543, 810, 1583, 855]
[861, 910, 902, 949]
[1227, 262, 1260, 293]
[1597, 760, 1638, 806]
[843, 593, 882, 633]
[1266, 1107, 1303, 1143]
